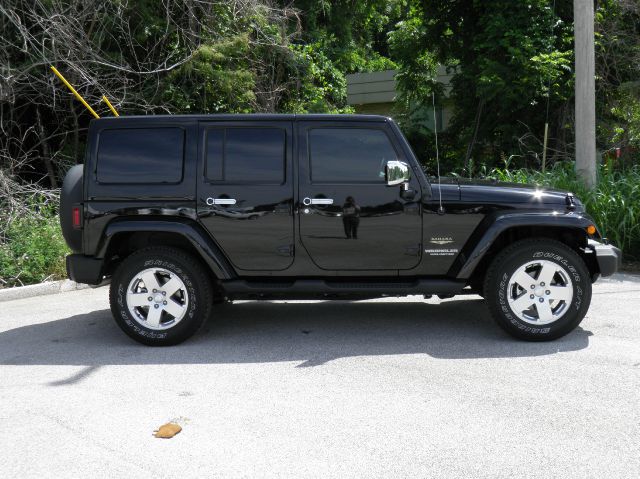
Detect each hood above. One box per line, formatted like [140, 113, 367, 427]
[438, 177, 581, 208]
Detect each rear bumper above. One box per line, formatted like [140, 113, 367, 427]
[588, 239, 622, 277]
[66, 254, 105, 285]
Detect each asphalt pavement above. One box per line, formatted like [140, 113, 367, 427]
[1, 274, 639, 478]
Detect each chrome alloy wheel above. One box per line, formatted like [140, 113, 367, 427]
[126, 267, 189, 330]
[507, 259, 574, 325]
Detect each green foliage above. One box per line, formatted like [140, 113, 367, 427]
[390, 0, 640, 169]
[284, 43, 352, 113]
[486, 163, 640, 258]
[605, 84, 640, 159]
[390, 0, 575, 164]
[160, 36, 256, 113]
[388, 12, 439, 106]
[291, 0, 405, 72]
[5, 0, 640, 183]
[0, 204, 69, 287]
[401, 124, 461, 175]
[595, 0, 640, 159]
[155, 2, 373, 115]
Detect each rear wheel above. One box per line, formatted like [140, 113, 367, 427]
[484, 239, 591, 341]
[109, 247, 213, 346]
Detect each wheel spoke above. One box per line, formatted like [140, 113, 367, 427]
[127, 292, 150, 307]
[547, 285, 573, 302]
[507, 259, 573, 326]
[164, 299, 187, 319]
[510, 293, 534, 313]
[161, 276, 183, 297]
[126, 266, 189, 330]
[511, 269, 535, 289]
[139, 270, 161, 292]
[146, 306, 163, 328]
[536, 263, 557, 286]
[536, 301, 554, 322]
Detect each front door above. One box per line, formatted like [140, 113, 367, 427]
[197, 121, 294, 271]
[298, 121, 422, 271]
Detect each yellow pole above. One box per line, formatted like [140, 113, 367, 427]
[101, 95, 120, 116]
[50, 66, 100, 119]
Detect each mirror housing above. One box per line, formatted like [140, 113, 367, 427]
[386, 160, 411, 186]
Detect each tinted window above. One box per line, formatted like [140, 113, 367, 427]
[205, 128, 285, 183]
[309, 128, 397, 183]
[205, 129, 224, 181]
[97, 128, 184, 184]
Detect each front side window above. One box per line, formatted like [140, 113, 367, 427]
[97, 128, 184, 184]
[309, 128, 398, 183]
[205, 127, 285, 183]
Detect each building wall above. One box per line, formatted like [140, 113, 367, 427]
[346, 70, 397, 106]
[345, 68, 454, 132]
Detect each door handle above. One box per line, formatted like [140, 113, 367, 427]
[303, 197, 333, 206]
[206, 197, 237, 206]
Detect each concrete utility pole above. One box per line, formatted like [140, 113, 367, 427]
[574, 0, 597, 189]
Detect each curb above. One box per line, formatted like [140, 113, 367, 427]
[0, 280, 91, 302]
[600, 272, 640, 282]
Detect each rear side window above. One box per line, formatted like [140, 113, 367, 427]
[97, 128, 184, 184]
[309, 128, 397, 183]
[205, 127, 285, 183]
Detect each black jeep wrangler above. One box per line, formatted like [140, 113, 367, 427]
[60, 114, 621, 346]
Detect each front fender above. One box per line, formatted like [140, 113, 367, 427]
[96, 218, 236, 279]
[452, 211, 594, 279]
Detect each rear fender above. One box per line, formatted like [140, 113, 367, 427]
[96, 218, 236, 279]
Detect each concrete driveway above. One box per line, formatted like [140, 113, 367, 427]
[1, 274, 639, 478]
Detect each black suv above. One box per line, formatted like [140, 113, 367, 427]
[60, 114, 621, 345]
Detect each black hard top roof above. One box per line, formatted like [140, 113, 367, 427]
[92, 113, 392, 124]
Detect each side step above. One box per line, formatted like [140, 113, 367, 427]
[221, 278, 466, 300]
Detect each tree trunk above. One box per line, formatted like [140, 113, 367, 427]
[464, 99, 484, 164]
[36, 107, 57, 188]
[70, 95, 79, 164]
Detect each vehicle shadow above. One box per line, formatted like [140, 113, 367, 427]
[0, 299, 592, 370]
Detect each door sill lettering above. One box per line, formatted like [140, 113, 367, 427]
[425, 248, 459, 256]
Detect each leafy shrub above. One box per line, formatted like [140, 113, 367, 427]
[0, 204, 69, 287]
[487, 163, 640, 259]
[284, 43, 353, 113]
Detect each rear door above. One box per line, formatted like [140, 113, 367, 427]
[297, 121, 422, 271]
[197, 121, 294, 271]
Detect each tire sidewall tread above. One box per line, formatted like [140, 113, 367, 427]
[109, 247, 213, 346]
[484, 238, 592, 341]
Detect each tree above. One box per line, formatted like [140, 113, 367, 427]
[286, 0, 403, 72]
[0, 0, 354, 187]
[595, 0, 640, 162]
[390, 0, 575, 169]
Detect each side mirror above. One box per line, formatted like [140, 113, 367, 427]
[386, 160, 411, 186]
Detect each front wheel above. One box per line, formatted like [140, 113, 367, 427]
[484, 239, 592, 341]
[109, 247, 213, 346]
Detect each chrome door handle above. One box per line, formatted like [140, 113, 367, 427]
[303, 197, 333, 206]
[206, 197, 237, 206]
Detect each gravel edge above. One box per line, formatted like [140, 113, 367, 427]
[0, 280, 90, 302]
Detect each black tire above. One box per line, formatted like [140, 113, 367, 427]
[60, 164, 84, 253]
[109, 247, 213, 346]
[484, 239, 592, 341]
